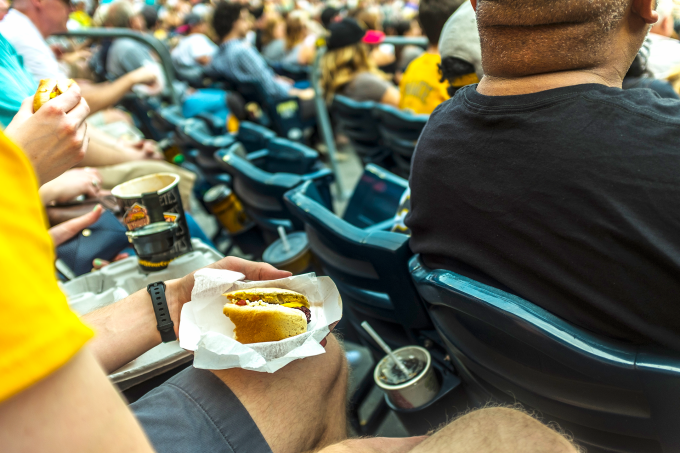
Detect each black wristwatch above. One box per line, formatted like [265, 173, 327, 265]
[147, 282, 177, 343]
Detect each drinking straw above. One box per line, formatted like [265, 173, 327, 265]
[277, 226, 291, 253]
[361, 321, 412, 377]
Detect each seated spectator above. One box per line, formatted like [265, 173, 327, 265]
[437, 1, 483, 97]
[0, 0, 160, 115]
[408, 0, 680, 351]
[205, 2, 314, 103]
[261, 14, 287, 62]
[386, 19, 424, 84]
[398, 0, 464, 114]
[282, 11, 309, 66]
[0, 33, 197, 205]
[68, 0, 93, 30]
[171, 13, 218, 69]
[646, 0, 680, 79]
[320, 6, 341, 29]
[352, 5, 395, 70]
[0, 121, 580, 453]
[321, 18, 400, 106]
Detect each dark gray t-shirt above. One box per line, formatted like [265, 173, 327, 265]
[107, 37, 155, 79]
[340, 72, 393, 103]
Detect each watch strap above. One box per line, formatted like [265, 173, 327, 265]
[147, 281, 177, 343]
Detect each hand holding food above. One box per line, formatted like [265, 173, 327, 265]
[223, 288, 312, 344]
[33, 79, 76, 112]
[4, 82, 90, 184]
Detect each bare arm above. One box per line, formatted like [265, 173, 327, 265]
[79, 67, 159, 114]
[78, 126, 160, 167]
[83, 278, 183, 373]
[0, 348, 155, 453]
[380, 86, 401, 108]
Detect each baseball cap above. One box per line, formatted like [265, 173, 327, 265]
[438, 1, 483, 78]
[327, 18, 366, 50]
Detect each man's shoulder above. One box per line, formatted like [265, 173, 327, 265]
[0, 11, 45, 51]
[583, 86, 680, 126]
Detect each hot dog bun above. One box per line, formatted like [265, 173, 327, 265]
[223, 287, 310, 344]
[33, 79, 76, 113]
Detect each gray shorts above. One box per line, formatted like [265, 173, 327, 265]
[131, 366, 273, 453]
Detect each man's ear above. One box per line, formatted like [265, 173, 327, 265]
[470, 0, 477, 11]
[631, 0, 658, 25]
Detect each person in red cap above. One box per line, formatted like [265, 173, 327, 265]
[320, 18, 400, 106]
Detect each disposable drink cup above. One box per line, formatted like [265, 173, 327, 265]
[112, 173, 192, 259]
[374, 346, 440, 409]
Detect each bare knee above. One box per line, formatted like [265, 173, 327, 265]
[411, 407, 580, 453]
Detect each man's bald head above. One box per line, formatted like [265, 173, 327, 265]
[105, 1, 136, 28]
[475, 0, 646, 78]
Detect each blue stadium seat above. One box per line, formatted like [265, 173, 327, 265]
[253, 137, 324, 175]
[342, 164, 408, 230]
[236, 121, 277, 153]
[373, 105, 428, 178]
[216, 143, 333, 244]
[177, 119, 237, 172]
[331, 95, 390, 166]
[410, 254, 680, 453]
[284, 174, 431, 357]
[226, 78, 313, 141]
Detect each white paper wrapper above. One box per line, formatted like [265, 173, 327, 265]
[179, 269, 343, 373]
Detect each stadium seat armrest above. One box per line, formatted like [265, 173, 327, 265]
[302, 168, 335, 183]
[363, 219, 396, 233]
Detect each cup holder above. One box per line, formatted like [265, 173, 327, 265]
[384, 360, 466, 436]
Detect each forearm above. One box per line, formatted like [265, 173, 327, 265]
[79, 75, 135, 114]
[83, 279, 183, 373]
[78, 127, 139, 167]
[38, 181, 59, 205]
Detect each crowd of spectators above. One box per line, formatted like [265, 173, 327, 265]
[4, 0, 680, 452]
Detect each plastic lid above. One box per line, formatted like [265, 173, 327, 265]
[126, 221, 177, 239]
[262, 231, 310, 266]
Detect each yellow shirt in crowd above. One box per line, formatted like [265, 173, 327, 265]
[0, 131, 93, 403]
[398, 52, 450, 115]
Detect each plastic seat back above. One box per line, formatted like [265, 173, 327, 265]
[262, 138, 321, 175]
[331, 95, 388, 164]
[343, 164, 408, 229]
[216, 144, 333, 242]
[410, 255, 680, 453]
[236, 121, 277, 153]
[373, 105, 428, 178]
[285, 181, 431, 354]
[236, 80, 307, 140]
[177, 119, 237, 159]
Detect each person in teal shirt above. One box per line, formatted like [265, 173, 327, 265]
[0, 34, 37, 128]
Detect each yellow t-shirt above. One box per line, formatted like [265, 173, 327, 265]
[399, 52, 450, 115]
[0, 131, 93, 403]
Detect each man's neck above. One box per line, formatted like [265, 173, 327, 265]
[427, 44, 438, 54]
[476, 67, 624, 96]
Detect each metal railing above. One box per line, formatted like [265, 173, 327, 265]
[311, 36, 429, 198]
[56, 28, 180, 105]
